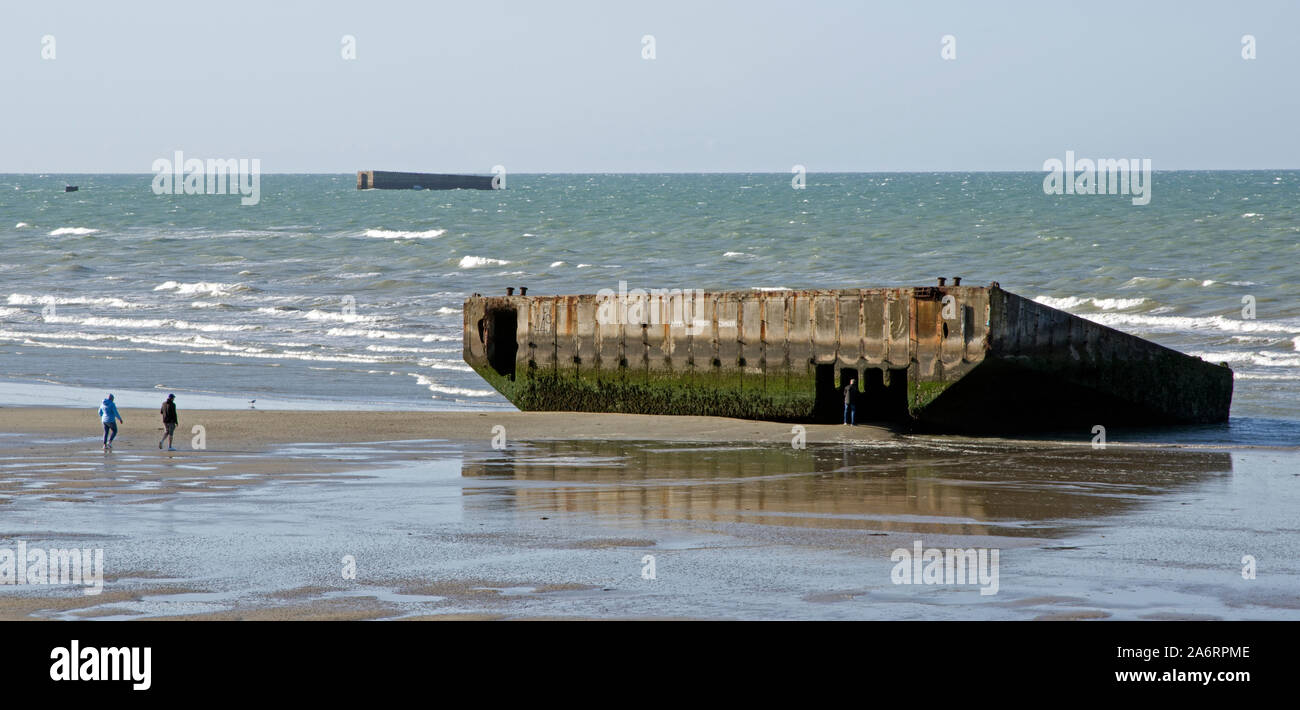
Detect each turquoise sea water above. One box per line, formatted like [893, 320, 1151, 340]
[1, 172, 1297, 443]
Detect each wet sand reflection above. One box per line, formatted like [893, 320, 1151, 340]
[462, 440, 1233, 538]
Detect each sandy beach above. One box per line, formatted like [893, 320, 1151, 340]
[0, 407, 895, 450]
[2, 406, 1297, 621]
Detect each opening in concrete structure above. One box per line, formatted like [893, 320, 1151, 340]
[839, 367, 860, 423]
[813, 364, 838, 423]
[485, 308, 518, 380]
[859, 368, 884, 419]
[858, 367, 909, 422]
[839, 368, 859, 391]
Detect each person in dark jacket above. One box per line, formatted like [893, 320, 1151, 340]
[159, 394, 178, 451]
[843, 377, 857, 425]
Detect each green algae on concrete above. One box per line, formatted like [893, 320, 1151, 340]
[907, 380, 953, 417]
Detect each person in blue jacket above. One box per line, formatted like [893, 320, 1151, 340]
[98, 394, 124, 451]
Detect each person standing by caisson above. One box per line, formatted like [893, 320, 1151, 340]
[159, 394, 178, 451]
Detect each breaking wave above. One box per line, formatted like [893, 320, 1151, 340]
[7, 293, 139, 309]
[252, 307, 387, 325]
[409, 373, 495, 397]
[48, 227, 99, 236]
[1081, 312, 1300, 336]
[363, 229, 446, 239]
[41, 314, 261, 332]
[458, 255, 510, 268]
[1035, 295, 1147, 311]
[1188, 351, 1300, 368]
[323, 327, 455, 341]
[154, 281, 252, 297]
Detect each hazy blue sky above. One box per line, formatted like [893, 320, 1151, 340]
[2, 0, 1297, 172]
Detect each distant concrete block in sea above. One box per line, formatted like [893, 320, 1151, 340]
[356, 170, 495, 190]
[462, 281, 1233, 433]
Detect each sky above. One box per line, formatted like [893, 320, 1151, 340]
[2, 0, 1297, 173]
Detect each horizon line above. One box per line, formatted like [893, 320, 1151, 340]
[4, 168, 1300, 176]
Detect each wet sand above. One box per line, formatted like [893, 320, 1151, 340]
[1, 407, 1297, 620]
[0, 407, 894, 451]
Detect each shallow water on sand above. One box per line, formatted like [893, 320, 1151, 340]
[3, 437, 1295, 620]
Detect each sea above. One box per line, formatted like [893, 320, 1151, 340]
[2, 172, 1297, 445]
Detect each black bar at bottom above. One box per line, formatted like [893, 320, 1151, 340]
[1, 621, 1285, 698]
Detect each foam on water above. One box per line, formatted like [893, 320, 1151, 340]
[8, 293, 138, 308]
[1034, 295, 1147, 310]
[1081, 312, 1300, 335]
[417, 359, 474, 372]
[458, 255, 510, 268]
[1189, 351, 1300, 368]
[47, 227, 98, 236]
[41, 315, 261, 332]
[0, 380, 426, 410]
[409, 373, 495, 397]
[1236, 373, 1300, 380]
[324, 327, 422, 339]
[153, 281, 249, 297]
[363, 228, 446, 239]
